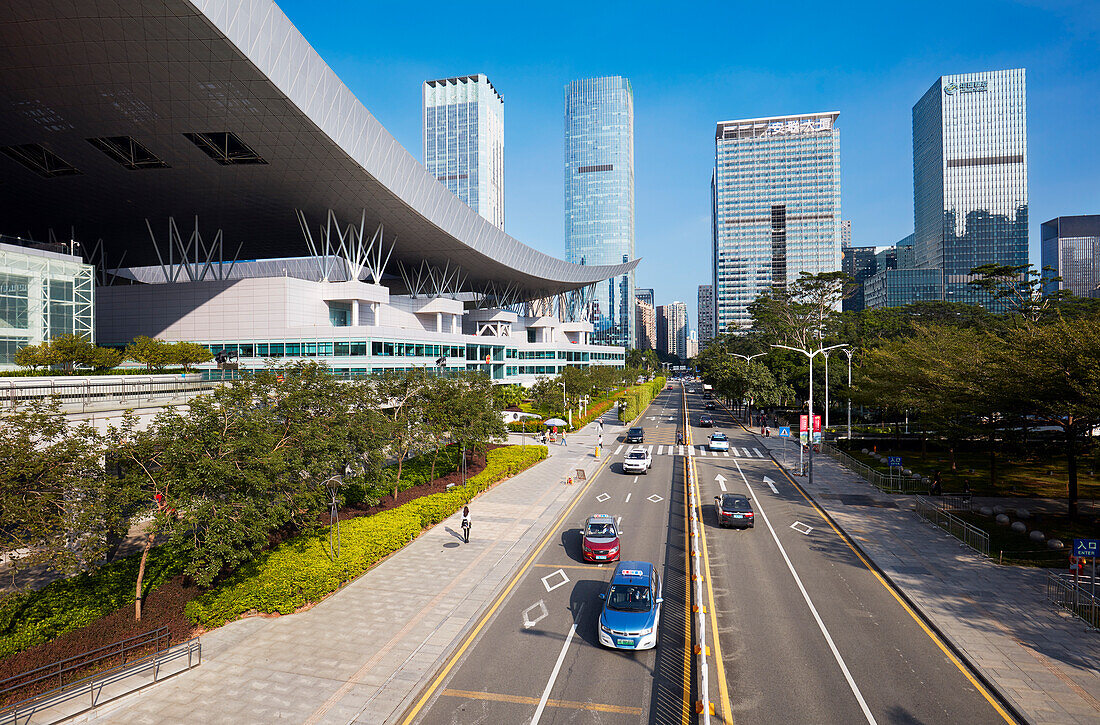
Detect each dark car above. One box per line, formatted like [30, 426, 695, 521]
[704, 401, 715, 410]
[624, 427, 645, 444]
[698, 415, 713, 427]
[715, 493, 754, 529]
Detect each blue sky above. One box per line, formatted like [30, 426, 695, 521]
[278, 0, 1099, 328]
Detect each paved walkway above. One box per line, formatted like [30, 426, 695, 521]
[82, 413, 622, 725]
[753, 429, 1100, 725]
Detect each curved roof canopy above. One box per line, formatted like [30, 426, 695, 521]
[0, 0, 637, 298]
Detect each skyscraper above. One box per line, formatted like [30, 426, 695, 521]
[841, 220, 851, 249]
[657, 301, 687, 358]
[697, 284, 714, 346]
[912, 69, 1027, 308]
[565, 76, 635, 348]
[635, 287, 654, 308]
[1041, 215, 1100, 296]
[423, 75, 505, 229]
[712, 112, 841, 332]
[635, 298, 656, 351]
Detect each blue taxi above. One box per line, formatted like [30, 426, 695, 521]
[597, 561, 662, 650]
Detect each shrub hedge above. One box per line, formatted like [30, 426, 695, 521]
[617, 377, 666, 424]
[184, 445, 547, 628]
[0, 546, 184, 661]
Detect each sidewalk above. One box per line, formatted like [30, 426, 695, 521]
[752, 429, 1100, 725]
[81, 413, 622, 725]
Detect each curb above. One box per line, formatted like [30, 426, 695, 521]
[742, 419, 1029, 724]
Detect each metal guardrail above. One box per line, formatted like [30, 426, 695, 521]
[0, 628, 200, 725]
[0, 377, 218, 412]
[683, 392, 711, 723]
[1046, 572, 1100, 629]
[818, 443, 927, 494]
[914, 495, 990, 557]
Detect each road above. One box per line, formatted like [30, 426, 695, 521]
[407, 386, 696, 724]
[684, 389, 1013, 725]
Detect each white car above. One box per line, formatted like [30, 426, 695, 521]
[708, 432, 730, 452]
[622, 447, 653, 474]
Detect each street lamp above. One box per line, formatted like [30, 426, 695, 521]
[727, 351, 767, 421]
[771, 343, 847, 488]
[558, 381, 568, 427]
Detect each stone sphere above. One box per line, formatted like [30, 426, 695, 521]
[903, 468, 912, 475]
[993, 505, 1006, 515]
[912, 472, 923, 479]
[1029, 530, 1045, 542]
[996, 514, 1010, 525]
[1015, 508, 1030, 519]
[979, 507, 994, 516]
[1047, 539, 1064, 550]
[861, 448, 869, 454]
[1011, 521, 1026, 533]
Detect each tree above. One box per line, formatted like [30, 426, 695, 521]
[967, 263, 1064, 322]
[749, 271, 856, 349]
[377, 368, 430, 499]
[125, 336, 174, 372]
[88, 346, 124, 371]
[13, 342, 49, 371]
[46, 334, 97, 374]
[492, 384, 525, 410]
[171, 341, 213, 371]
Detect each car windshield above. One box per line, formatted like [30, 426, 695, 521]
[629, 428, 643, 435]
[627, 451, 646, 459]
[722, 498, 749, 511]
[606, 583, 652, 612]
[587, 522, 616, 537]
[712, 434, 727, 441]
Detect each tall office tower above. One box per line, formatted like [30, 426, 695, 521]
[712, 113, 841, 332]
[841, 220, 851, 249]
[697, 284, 714, 346]
[424, 75, 505, 229]
[635, 299, 656, 350]
[635, 287, 654, 309]
[655, 304, 668, 355]
[565, 76, 635, 347]
[1041, 215, 1100, 296]
[660, 301, 687, 358]
[912, 69, 1027, 308]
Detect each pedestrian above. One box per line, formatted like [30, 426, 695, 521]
[598, 433, 603, 448]
[560, 432, 567, 446]
[461, 506, 471, 543]
[930, 470, 942, 496]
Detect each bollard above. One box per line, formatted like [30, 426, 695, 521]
[594, 445, 600, 458]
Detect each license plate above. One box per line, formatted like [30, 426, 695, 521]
[616, 638, 634, 647]
[594, 554, 605, 559]
[733, 514, 743, 518]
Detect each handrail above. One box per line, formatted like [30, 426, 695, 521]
[683, 385, 711, 723]
[818, 443, 926, 494]
[914, 495, 990, 557]
[1046, 571, 1100, 629]
[0, 377, 218, 411]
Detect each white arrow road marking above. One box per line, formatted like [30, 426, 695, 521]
[763, 476, 779, 494]
[754, 447, 764, 457]
[625, 493, 631, 503]
[742, 481, 877, 725]
[715, 473, 727, 492]
[647, 494, 664, 503]
[614, 445, 623, 454]
[596, 493, 610, 503]
[523, 600, 549, 628]
[540, 569, 570, 593]
[791, 521, 814, 535]
[530, 604, 583, 725]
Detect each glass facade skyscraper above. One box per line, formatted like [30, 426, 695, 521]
[1041, 215, 1100, 296]
[424, 75, 505, 229]
[698, 284, 714, 345]
[565, 77, 635, 348]
[912, 69, 1027, 308]
[712, 113, 841, 332]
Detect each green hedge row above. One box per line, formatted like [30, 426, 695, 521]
[0, 546, 185, 661]
[184, 445, 548, 628]
[617, 377, 666, 424]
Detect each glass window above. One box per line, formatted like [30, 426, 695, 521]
[334, 342, 350, 356]
[351, 342, 366, 356]
[285, 342, 301, 356]
[269, 343, 284, 357]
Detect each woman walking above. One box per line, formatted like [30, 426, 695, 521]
[461, 506, 471, 543]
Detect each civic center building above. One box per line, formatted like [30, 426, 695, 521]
[0, 1, 635, 382]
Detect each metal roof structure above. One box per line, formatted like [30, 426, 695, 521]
[0, 0, 637, 299]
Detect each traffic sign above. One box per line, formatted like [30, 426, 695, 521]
[1073, 538, 1099, 559]
[887, 456, 903, 467]
[778, 427, 791, 438]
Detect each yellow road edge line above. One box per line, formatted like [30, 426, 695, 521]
[765, 453, 1017, 724]
[400, 448, 614, 724]
[686, 391, 734, 724]
[441, 688, 644, 715]
[681, 451, 692, 724]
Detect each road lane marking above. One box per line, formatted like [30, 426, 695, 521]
[530, 605, 583, 725]
[698, 447, 707, 456]
[715, 473, 727, 492]
[722, 451, 729, 457]
[523, 600, 549, 628]
[764, 475, 779, 494]
[764, 458, 1017, 724]
[596, 493, 610, 502]
[647, 445, 654, 453]
[625, 493, 631, 503]
[791, 521, 814, 535]
[658, 445, 665, 455]
[687, 446, 694, 456]
[647, 494, 664, 503]
[532, 564, 595, 570]
[442, 689, 642, 715]
[616, 516, 622, 528]
[742, 475, 877, 724]
[678, 445, 684, 455]
[753, 447, 763, 457]
[614, 445, 623, 454]
[540, 569, 569, 593]
[633, 476, 638, 484]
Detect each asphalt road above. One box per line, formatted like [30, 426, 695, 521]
[685, 390, 1012, 725]
[409, 387, 696, 724]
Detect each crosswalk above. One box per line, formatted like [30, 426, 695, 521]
[612, 444, 766, 459]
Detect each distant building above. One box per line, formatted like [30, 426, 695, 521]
[635, 298, 656, 350]
[686, 330, 698, 359]
[842, 246, 877, 312]
[657, 301, 687, 358]
[896, 233, 916, 269]
[1041, 215, 1100, 296]
[912, 69, 1027, 310]
[712, 112, 841, 331]
[0, 237, 94, 366]
[865, 268, 943, 309]
[655, 304, 668, 355]
[841, 220, 851, 249]
[636, 287, 654, 308]
[565, 76, 635, 348]
[423, 75, 505, 229]
[697, 284, 714, 345]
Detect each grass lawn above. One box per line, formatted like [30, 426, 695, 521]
[844, 446, 1100, 501]
[953, 510, 1098, 567]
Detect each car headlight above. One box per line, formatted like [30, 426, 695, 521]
[600, 621, 611, 633]
[638, 627, 653, 636]
[608, 545, 619, 553]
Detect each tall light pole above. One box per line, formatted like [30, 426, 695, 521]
[559, 381, 568, 427]
[727, 351, 767, 421]
[772, 343, 847, 488]
[840, 348, 854, 440]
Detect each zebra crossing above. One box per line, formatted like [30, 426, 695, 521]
[612, 444, 766, 459]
